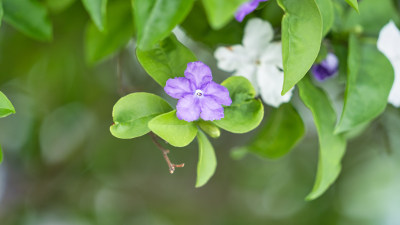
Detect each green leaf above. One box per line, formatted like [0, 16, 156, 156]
[196, 130, 217, 188]
[344, 0, 399, 35]
[345, 0, 359, 13]
[247, 104, 305, 159]
[82, 0, 107, 31]
[85, 0, 134, 64]
[213, 76, 264, 134]
[277, 0, 322, 94]
[0, 1, 3, 27]
[197, 120, 220, 139]
[298, 78, 347, 201]
[148, 110, 198, 147]
[3, 0, 52, 41]
[315, 0, 334, 36]
[133, 0, 195, 50]
[136, 34, 197, 87]
[0, 91, 15, 118]
[201, 0, 247, 29]
[111, 92, 172, 139]
[335, 35, 394, 134]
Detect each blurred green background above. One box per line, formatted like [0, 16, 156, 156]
[0, 1, 400, 225]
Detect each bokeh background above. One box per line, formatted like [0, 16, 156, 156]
[0, 0, 400, 225]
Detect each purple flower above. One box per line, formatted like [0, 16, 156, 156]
[235, 0, 268, 22]
[311, 53, 339, 81]
[164, 62, 232, 122]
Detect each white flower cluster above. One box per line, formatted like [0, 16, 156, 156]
[214, 18, 293, 108]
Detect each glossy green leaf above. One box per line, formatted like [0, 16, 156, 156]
[315, 0, 334, 36]
[133, 0, 194, 50]
[0, 91, 15, 118]
[298, 78, 347, 200]
[344, 0, 399, 35]
[3, 0, 52, 41]
[335, 35, 394, 133]
[345, 0, 359, 13]
[247, 104, 305, 159]
[0, 1, 3, 27]
[136, 34, 197, 87]
[213, 76, 264, 134]
[278, 0, 322, 94]
[198, 120, 220, 139]
[201, 0, 247, 29]
[82, 0, 107, 31]
[111, 92, 172, 139]
[148, 110, 198, 147]
[85, 0, 134, 64]
[196, 130, 217, 187]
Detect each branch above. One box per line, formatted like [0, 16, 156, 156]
[150, 132, 184, 174]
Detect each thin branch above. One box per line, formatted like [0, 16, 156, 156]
[150, 132, 184, 174]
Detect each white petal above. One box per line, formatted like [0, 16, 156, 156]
[257, 63, 293, 107]
[260, 42, 283, 68]
[243, 18, 274, 53]
[388, 63, 400, 107]
[378, 21, 400, 61]
[214, 45, 253, 72]
[234, 64, 259, 95]
[377, 21, 400, 108]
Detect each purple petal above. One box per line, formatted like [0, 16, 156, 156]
[312, 53, 339, 81]
[176, 94, 201, 122]
[164, 77, 194, 99]
[199, 96, 225, 121]
[203, 81, 232, 106]
[184, 61, 213, 89]
[235, 0, 268, 22]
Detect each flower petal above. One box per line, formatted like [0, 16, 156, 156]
[214, 45, 252, 72]
[176, 94, 201, 122]
[388, 63, 400, 107]
[199, 96, 224, 121]
[243, 18, 274, 52]
[184, 61, 213, 89]
[378, 21, 400, 108]
[311, 53, 339, 81]
[260, 41, 282, 66]
[164, 77, 193, 99]
[257, 63, 293, 107]
[378, 21, 400, 61]
[235, 0, 268, 22]
[234, 65, 259, 95]
[203, 81, 232, 106]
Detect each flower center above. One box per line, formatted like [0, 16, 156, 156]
[195, 90, 203, 97]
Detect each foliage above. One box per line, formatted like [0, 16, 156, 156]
[0, 0, 399, 203]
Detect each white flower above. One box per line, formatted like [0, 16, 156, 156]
[377, 21, 400, 107]
[214, 18, 293, 107]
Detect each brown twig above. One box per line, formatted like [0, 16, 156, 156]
[150, 132, 184, 174]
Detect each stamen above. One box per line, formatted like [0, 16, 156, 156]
[195, 90, 203, 97]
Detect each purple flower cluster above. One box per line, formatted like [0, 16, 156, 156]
[311, 53, 339, 81]
[164, 62, 232, 122]
[235, 0, 269, 22]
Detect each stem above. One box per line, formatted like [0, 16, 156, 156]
[150, 132, 184, 174]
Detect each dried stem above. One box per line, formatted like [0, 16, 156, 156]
[150, 132, 184, 174]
